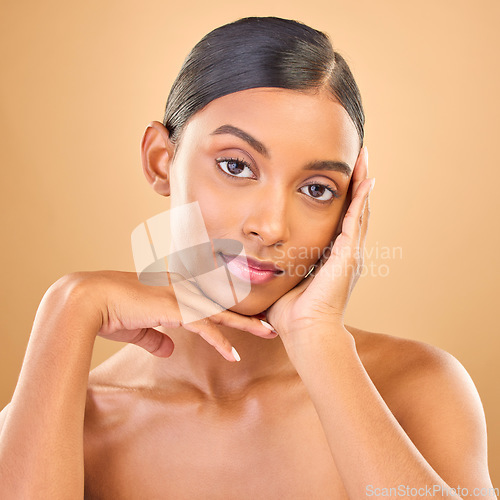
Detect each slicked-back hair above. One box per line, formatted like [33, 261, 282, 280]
[163, 16, 364, 150]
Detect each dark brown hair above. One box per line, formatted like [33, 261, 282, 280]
[163, 16, 364, 149]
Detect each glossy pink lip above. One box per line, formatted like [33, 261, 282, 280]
[219, 253, 283, 284]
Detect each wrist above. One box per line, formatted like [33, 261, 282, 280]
[281, 320, 355, 363]
[44, 273, 104, 339]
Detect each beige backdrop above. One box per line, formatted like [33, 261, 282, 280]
[1, 0, 499, 486]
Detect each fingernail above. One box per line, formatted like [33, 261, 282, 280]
[260, 319, 274, 331]
[369, 178, 376, 193]
[231, 346, 241, 362]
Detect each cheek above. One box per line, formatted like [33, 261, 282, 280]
[182, 181, 241, 242]
[292, 219, 338, 260]
[170, 144, 211, 204]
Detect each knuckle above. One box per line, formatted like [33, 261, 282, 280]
[145, 334, 164, 354]
[199, 317, 212, 328]
[192, 319, 220, 341]
[134, 329, 163, 355]
[131, 328, 149, 345]
[209, 312, 225, 325]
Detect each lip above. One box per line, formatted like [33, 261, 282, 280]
[219, 253, 284, 284]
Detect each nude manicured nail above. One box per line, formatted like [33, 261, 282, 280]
[231, 346, 241, 362]
[260, 320, 274, 331]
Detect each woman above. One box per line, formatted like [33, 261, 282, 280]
[0, 16, 496, 499]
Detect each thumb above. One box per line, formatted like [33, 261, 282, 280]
[131, 328, 175, 357]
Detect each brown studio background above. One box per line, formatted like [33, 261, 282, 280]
[1, 0, 499, 485]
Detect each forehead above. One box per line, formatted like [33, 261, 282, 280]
[178, 87, 360, 167]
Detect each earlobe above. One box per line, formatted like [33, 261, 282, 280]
[140, 121, 175, 196]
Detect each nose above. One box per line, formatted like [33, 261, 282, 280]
[241, 185, 291, 246]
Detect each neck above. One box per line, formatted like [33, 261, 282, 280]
[141, 324, 295, 399]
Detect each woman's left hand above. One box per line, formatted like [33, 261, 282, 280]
[263, 146, 375, 348]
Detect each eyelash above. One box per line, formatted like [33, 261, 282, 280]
[215, 156, 341, 203]
[216, 157, 256, 179]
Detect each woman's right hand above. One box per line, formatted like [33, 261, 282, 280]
[65, 270, 276, 362]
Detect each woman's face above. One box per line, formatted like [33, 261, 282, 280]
[166, 87, 360, 316]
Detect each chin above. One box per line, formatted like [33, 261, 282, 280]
[225, 294, 275, 317]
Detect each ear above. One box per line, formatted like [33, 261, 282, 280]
[140, 121, 176, 196]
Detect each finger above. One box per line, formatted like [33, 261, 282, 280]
[170, 279, 225, 318]
[336, 177, 375, 252]
[210, 310, 278, 338]
[334, 173, 353, 237]
[359, 177, 373, 253]
[298, 228, 340, 284]
[332, 146, 367, 250]
[334, 147, 373, 270]
[182, 314, 240, 362]
[170, 279, 277, 338]
[357, 147, 372, 250]
[130, 328, 175, 358]
[352, 146, 369, 201]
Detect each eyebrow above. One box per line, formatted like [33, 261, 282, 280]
[210, 124, 270, 158]
[303, 160, 352, 177]
[210, 124, 352, 176]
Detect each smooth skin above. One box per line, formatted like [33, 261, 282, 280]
[0, 88, 496, 499]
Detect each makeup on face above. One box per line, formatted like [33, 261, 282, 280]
[219, 252, 284, 285]
[166, 88, 359, 314]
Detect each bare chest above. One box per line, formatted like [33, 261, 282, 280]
[83, 386, 349, 499]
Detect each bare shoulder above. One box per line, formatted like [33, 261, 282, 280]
[344, 323, 479, 414]
[345, 324, 493, 488]
[344, 323, 459, 384]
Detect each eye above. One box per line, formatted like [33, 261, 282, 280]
[216, 157, 255, 179]
[299, 183, 340, 202]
